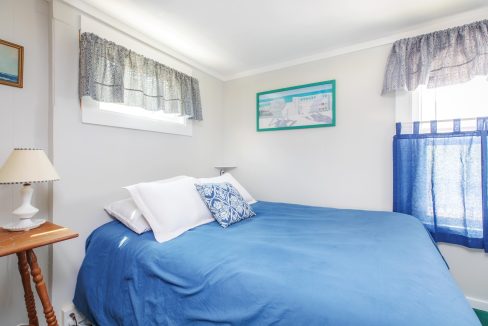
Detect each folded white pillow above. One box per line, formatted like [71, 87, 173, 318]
[198, 173, 257, 204]
[106, 176, 188, 234]
[125, 176, 214, 243]
[105, 198, 150, 234]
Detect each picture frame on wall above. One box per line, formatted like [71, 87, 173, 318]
[0, 39, 24, 88]
[256, 80, 335, 131]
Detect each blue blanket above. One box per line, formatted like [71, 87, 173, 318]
[74, 202, 480, 325]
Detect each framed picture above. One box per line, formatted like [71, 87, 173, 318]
[0, 39, 24, 88]
[257, 80, 335, 131]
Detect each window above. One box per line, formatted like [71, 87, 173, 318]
[388, 20, 488, 252]
[394, 77, 488, 251]
[82, 97, 192, 136]
[413, 76, 488, 121]
[79, 15, 197, 136]
[99, 102, 187, 124]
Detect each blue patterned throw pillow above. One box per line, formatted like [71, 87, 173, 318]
[195, 182, 256, 228]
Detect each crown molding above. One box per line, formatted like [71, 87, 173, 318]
[56, 0, 226, 81]
[223, 6, 488, 81]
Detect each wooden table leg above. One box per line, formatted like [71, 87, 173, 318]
[27, 249, 58, 326]
[17, 251, 39, 326]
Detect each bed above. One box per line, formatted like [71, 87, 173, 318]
[73, 201, 480, 325]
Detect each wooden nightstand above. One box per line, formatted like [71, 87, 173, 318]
[0, 222, 78, 326]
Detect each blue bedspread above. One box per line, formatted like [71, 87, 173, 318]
[74, 202, 480, 325]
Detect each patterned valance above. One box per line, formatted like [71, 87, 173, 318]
[79, 32, 203, 120]
[382, 20, 488, 95]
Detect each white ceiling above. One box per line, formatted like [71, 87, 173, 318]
[78, 0, 488, 80]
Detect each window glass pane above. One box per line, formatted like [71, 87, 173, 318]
[418, 77, 488, 121]
[99, 102, 186, 124]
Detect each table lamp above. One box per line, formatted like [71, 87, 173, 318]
[0, 148, 60, 231]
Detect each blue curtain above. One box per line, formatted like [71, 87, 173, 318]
[393, 118, 488, 251]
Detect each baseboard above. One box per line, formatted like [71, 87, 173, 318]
[468, 296, 488, 312]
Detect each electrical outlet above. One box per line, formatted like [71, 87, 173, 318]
[62, 304, 93, 326]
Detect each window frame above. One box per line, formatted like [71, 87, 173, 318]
[79, 15, 194, 136]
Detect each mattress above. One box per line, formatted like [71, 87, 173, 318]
[73, 201, 480, 325]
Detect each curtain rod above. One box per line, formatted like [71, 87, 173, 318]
[398, 117, 480, 125]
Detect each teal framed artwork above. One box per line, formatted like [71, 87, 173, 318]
[256, 80, 335, 131]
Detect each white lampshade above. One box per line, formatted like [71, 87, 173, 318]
[0, 148, 60, 184]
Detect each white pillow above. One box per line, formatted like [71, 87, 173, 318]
[107, 176, 189, 234]
[105, 198, 150, 234]
[198, 173, 257, 204]
[125, 177, 214, 243]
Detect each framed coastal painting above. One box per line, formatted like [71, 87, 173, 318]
[0, 39, 24, 88]
[257, 80, 335, 131]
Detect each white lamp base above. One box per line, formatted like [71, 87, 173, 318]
[2, 184, 44, 232]
[3, 218, 46, 231]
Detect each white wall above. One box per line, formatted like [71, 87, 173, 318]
[223, 44, 488, 310]
[439, 243, 488, 310]
[223, 45, 395, 210]
[50, 0, 226, 316]
[0, 0, 51, 325]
